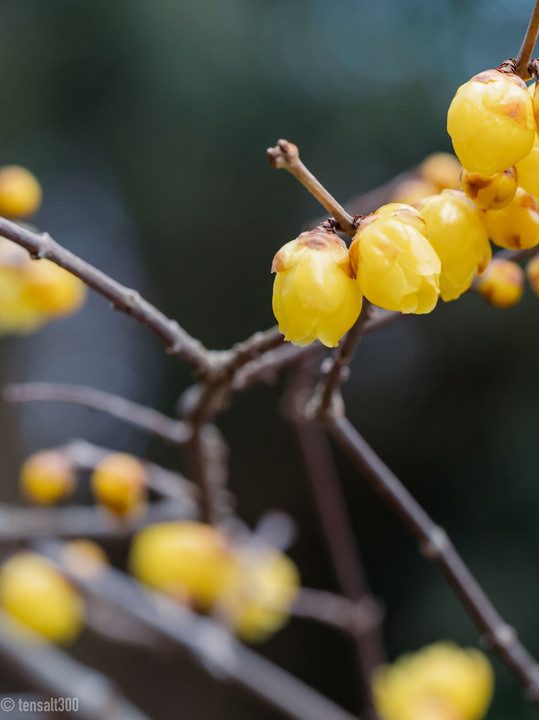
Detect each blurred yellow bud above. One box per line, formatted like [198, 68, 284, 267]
[418, 152, 462, 191]
[373, 642, 494, 720]
[22, 261, 87, 316]
[91, 453, 147, 518]
[477, 258, 524, 308]
[272, 228, 363, 347]
[516, 134, 539, 198]
[391, 178, 438, 206]
[129, 521, 234, 609]
[62, 540, 108, 579]
[482, 187, 539, 250]
[416, 190, 491, 301]
[447, 69, 535, 174]
[220, 547, 300, 643]
[20, 450, 76, 506]
[460, 167, 518, 210]
[349, 204, 441, 314]
[526, 254, 539, 297]
[0, 553, 84, 644]
[0, 166, 42, 219]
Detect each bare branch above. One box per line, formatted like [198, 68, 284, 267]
[516, 0, 539, 79]
[267, 140, 357, 238]
[0, 610, 150, 720]
[4, 383, 189, 446]
[328, 414, 539, 709]
[293, 588, 383, 639]
[38, 540, 360, 720]
[0, 216, 211, 374]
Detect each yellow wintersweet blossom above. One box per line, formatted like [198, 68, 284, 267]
[218, 546, 300, 643]
[478, 258, 524, 309]
[418, 152, 462, 191]
[516, 134, 539, 199]
[91, 453, 148, 518]
[20, 450, 76, 506]
[0, 553, 84, 644]
[349, 204, 441, 314]
[129, 521, 236, 609]
[0, 166, 42, 219]
[416, 190, 491, 301]
[373, 642, 494, 720]
[460, 167, 517, 211]
[272, 228, 363, 347]
[482, 188, 539, 250]
[447, 69, 535, 175]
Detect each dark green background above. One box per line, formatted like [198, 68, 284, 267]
[0, 1, 537, 718]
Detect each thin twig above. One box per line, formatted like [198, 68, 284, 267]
[4, 383, 190, 446]
[293, 588, 383, 639]
[0, 500, 194, 544]
[516, 0, 539, 79]
[37, 539, 360, 720]
[327, 414, 539, 709]
[0, 610, 150, 720]
[0, 216, 211, 374]
[267, 140, 357, 237]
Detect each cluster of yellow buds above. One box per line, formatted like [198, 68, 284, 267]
[373, 642, 494, 720]
[0, 165, 86, 335]
[19, 449, 148, 520]
[0, 552, 84, 644]
[271, 69, 539, 347]
[129, 521, 300, 642]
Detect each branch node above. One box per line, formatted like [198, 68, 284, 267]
[419, 526, 449, 559]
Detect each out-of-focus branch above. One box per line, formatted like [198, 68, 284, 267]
[268, 140, 357, 238]
[327, 414, 539, 710]
[0, 500, 194, 544]
[515, 0, 539, 79]
[38, 540, 360, 720]
[60, 438, 196, 503]
[293, 588, 383, 639]
[4, 383, 189, 446]
[0, 611, 150, 720]
[0, 216, 211, 374]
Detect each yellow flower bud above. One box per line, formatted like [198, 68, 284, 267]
[91, 453, 147, 518]
[460, 166, 518, 210]
[272, 229, 363, 347]
[62, 540, 108, 579]
[20, 450, 76, 506]
[22, 260, 87, 317]
[0, 166, 42, 219]
[129, 522, 235, 609]
[482, 187, 539, 250]
[349, 204, 441, 314]
[0, 240, 43, 334]
[391, 178, 438, 206]
[373, 642, 494, 720]
[526, 255, 539, 297]
[477, 258, 524, 308]
[418, 152, 462, 191]
[416, 190, 491, 301]
[534, 82, 539, 132]
[0, 553, 84, 644]
[516, 134, 539, 198]
[219, 547, 300, 643]
[447, 70, 535, 174]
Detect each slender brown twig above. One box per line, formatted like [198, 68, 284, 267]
[37, 539, 360, 720]
[3, 383, 189, 446]
[0, 216, 211, 374]
[267, 140, 357, 237]
[516, 0, 539, 79]
[0, 611, 150, 720]
[327, 414, 539, 708]
[293, 588, 383, 639]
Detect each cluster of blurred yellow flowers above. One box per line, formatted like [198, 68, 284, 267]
[373, 642, 494, 720]
[130, 520, 300, 642]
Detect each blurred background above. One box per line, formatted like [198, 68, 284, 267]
[0, 0, 537, 717]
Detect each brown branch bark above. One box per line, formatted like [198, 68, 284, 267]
[4, 383, 189, 446]
[516, 0, 539, 79]
[0, 216, 211, 375]
[327, 414, 539, 709]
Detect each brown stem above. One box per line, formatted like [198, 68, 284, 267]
[0, 216, 211, 375]
[267, 140, 357, 238]
[3, 383, 189, 446]
[328, 414, 539, 710]
[516, 0, 539, 79]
